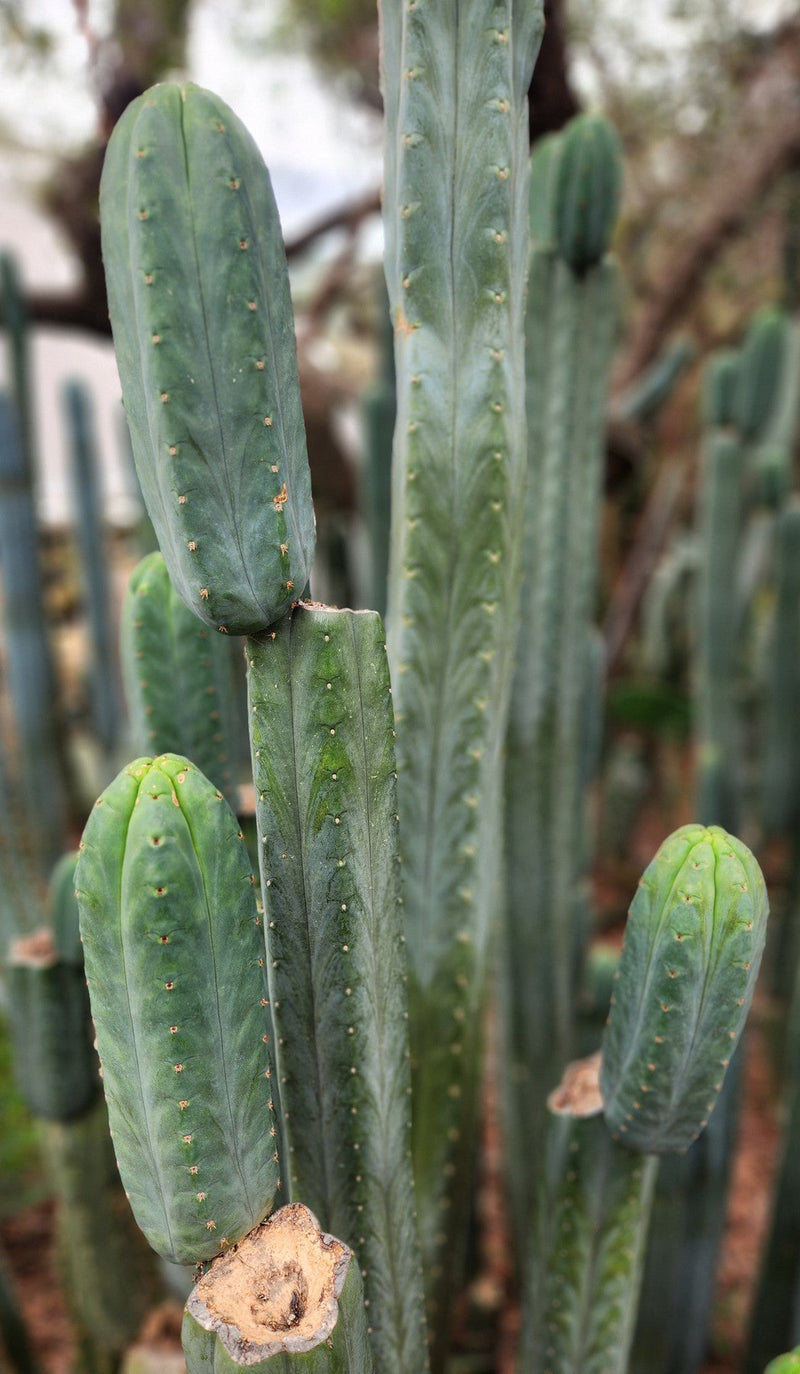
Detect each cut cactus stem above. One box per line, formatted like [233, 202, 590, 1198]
[600, 824, 768, 1153]
[519, 1053, 658, 1373]
[181, 1204, 374, 1372]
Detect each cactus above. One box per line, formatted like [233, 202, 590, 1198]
[734, 306, 791, 443]
[99, 82, 315, 635]
[380, 1, 543, 1345]
[4, 927, 99, 1123]
[360, 279, 395, 619]
[694, 426, 747, 831]
[247, 603, 427, 1374]
[766, 1354, 800, 1374]
[614, 337, 694, 426]
[181, 1204, 374, 1373]
[503, 111, 622, 1252]
[120, 551, 241, 798]
[518, 1053, 658, 1373]
[0, 391, 68, 871]
[600, 824, 768, 1152]
[553, 114, 623, 274]
[63, 378, 121, 760]
[75, 754, 281, 1265]
[0, 253, 36, 484]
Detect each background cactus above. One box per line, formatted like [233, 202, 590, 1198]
[503, 110, 622, 1254]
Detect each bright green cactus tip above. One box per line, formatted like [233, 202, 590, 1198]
[600, 824, 768, 1153]
[75, 753, 281, 1265]
[765, 1352, 800, 1374]
[100, 82, 315, 635]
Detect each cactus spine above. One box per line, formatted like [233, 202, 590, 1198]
[99, 83, 315, 635]
[76, 754, 281, 1265]
[380, 1, 543, 1346]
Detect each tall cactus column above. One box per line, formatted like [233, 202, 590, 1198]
[503, 114, 623, 1256]
[380, 1, 544, 1351]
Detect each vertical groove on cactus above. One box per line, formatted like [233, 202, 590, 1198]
[380, 1, 543, 1345]
[247, 603, 427, 1374]
[76, 755, 280, 1265]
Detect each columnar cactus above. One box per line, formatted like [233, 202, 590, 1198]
[120, 550, 240, 798]
[518, 1053, 658, 1374]
[76, 754, 281, 1266]
[380, 1, 543, 1347]
[247, 603, 427, 1374]
[503, 111, 622, 1249]
[99, 82, 315, 635]
[600, 824, 768, 1153]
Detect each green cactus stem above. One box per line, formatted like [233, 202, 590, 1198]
[247, 603, 427, 1374]
[120, 551, 241, 799]
[553, 114, 623, 274]
[75, 754, 280, 1266]
[734, 306, 790, 443]
[42, 1097, 164, 1367]
[694, 426, 747, 831]
[380, 1, 543, 1347]
[518, 1053, 658, 1373]
[4, 927, 99, 1122]
[63, 378, 121, 758]
[503, 112, 622, 1255]
[0, 391, 68, 870]
[100, 82, 315, 634]
[600, 824, 768, 1153]
[181, 1204, 374, 1373]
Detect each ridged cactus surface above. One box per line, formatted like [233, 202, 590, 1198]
[121, 551, 239, 796]
[381, 1, 543, 1344]
[100, 82, 314, 634]
[76, 754, 280, 1264]
[601, 824, 768, 1153]
[247, 603, 427, 1374]
[553, 114, 623, 272]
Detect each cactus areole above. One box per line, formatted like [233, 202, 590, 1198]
[100, 83, 315, 635]
[600, 824, 768, 1154]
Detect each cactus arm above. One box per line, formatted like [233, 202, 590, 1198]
[380, 0, 543, 1340]
[600, 824, 768, 1153]
[518, 1055, 658, 1374]
[247, 604, 427, 1374]
[120, 551, 239, 797]
[75, 754, 280, 1265]
[100, 83, 314, 634]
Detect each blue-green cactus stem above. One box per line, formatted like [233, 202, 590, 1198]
[0, 391, 67, 869]
[734, 306, 790, 443]
[100, 82, 315, 634]
[600, 824, 768, 1153]
[694, 429, 746, 831]
[0, 253, 36, 485]
[181, 1205, 375, 1373]
[120, 551, 241, 799]
[247, 603, 427, 1374]
[553, 114, 623, 273]
[63, 378, 121, 757]
[5, 928, 99, 1122]
[762, 498, 800, 839]
[42, 1097, 163, 1362]
[518, 1053, 658, 1373]
[75, 754, 280, 1265]
[701, 349, 739, 429]
[503, 119, 621, 1255]
[380, 3, 543, 1348]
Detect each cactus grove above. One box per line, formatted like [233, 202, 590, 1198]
[54, 6, 780, 1371]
